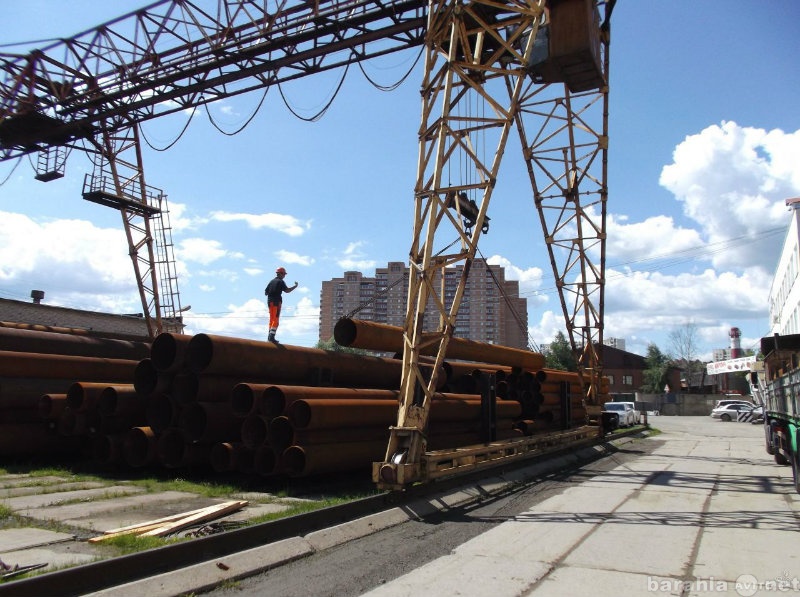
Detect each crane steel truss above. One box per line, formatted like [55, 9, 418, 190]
[515, 74, 609, 411]
[0, 0, 428, 162]
[376, 0, 609, 488]
[0, 0, 427, 336]
[377, 0, 546, 488]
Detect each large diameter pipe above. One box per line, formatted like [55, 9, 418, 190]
[149, 332, 194, 373]
[335, 318, 545, 370]
[0, 423, 84, 455]
[179, 402, 242, 443]
[0, 351, 138, 380]
[0, 326, 150, 360]
[260, 386, 400, 419]
[187, 334, 435, 390]
[124, 426, 158, 467]
[67, 382, 134, 412]
[288, 395, 521, 430]
[280, 440, 387, 477]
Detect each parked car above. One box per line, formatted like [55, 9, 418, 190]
[603, 402, 638, 427]
[713, 398, 754, 409]
[710, 402, 754, 422]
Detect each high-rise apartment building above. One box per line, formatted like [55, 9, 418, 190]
[319, 259, 529, 349]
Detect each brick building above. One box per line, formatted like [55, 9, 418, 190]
[319, 259, 529, 349]
[0, 294, 151, 339]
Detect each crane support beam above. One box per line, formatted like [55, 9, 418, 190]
[374, 0, 547, 490]
[0, 0, 427, 161]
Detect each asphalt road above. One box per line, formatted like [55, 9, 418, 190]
[194, 417, 685, 596]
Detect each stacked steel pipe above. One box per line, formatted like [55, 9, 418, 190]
[1, 320, 611, 478]
[0, 326, 149, 455]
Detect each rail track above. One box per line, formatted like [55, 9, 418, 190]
[0, 426, 646, 597]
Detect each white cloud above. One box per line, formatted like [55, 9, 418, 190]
[275, 250, 315, 266]
[336, 241, 376, 270]
[176, 238, 240, 265]
[659, 122, 800, 270]
[0, 212, 140, 311]
[210, 211, 310, 236]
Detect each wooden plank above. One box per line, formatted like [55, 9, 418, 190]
[139, 500, 248, 537]
[100, 505, 218, 535]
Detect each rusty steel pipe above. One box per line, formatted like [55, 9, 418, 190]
[231, 383, 273, 417]
[146, 393, 181, 434]
[288, 394, 521, 430]
[149, 332, 195, 373]
[67, 382, 134, 412]
[179, 402, 242, 443]
[0, 326, 150, 360]
[254, 445, 278, 476]
[187, 333, 428, 390]
[39, 393, 67, 420]
[133, 358, 174, 397]
[268, 416, 294, 453]
[172, 372, 242, 404]
[261, 385, 400, 420]
[158, 427, 211, 468]
[124, 426, 158, 467]
[0, 422, 84, 455]
[210, 442, 253, 473]
[97, 385, 144, 418]
[92, 433, 125, 464]
[292, 426, 390, 446]
[335, 318, 545, 370]
[280, 440, 388, 477]
[240, 414, 270, 449]
[0, 350, 138, 380]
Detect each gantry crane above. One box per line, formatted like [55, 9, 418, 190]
[0, 0, 611, 487]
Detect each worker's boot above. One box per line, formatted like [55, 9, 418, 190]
[268, 332, 275, 342]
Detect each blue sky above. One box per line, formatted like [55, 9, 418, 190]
[1, 1, 799, 361]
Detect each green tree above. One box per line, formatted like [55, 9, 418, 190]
[641, 343, 670, 393]
[315, 337, 370, 355]
[543, 331, 577, 371]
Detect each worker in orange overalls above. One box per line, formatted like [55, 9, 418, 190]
[264, 266, 298, 343]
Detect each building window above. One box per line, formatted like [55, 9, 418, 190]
[606, 374, 614, 385]
[622, 375, 633, 386]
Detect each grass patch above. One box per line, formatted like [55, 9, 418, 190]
[98, 533, 186, 554]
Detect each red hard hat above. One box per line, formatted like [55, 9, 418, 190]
[276, 267, 287, 274]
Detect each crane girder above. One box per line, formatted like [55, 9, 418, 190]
[0, 0, 427, 161]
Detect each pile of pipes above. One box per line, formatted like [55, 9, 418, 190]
[0, 322, 150, 457]
[0, 318, 609, 478]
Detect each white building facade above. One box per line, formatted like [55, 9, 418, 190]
[769, 199, 800, 335]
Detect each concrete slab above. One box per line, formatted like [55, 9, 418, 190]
[0, 528, 75, 552]
[1, 485, 144, 510]
[17, 490, 201, 531]
[0, 482, 107, 499]
[0, 476, 68, 488]
[564, 517, 700, 577]
[525, 566, 680, 597]
[360, 553, 553, 597]
[0, 546, 99, 574]
[693, 526, 800, 583]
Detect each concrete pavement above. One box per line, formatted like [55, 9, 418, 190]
[360, 416, 800, 597]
